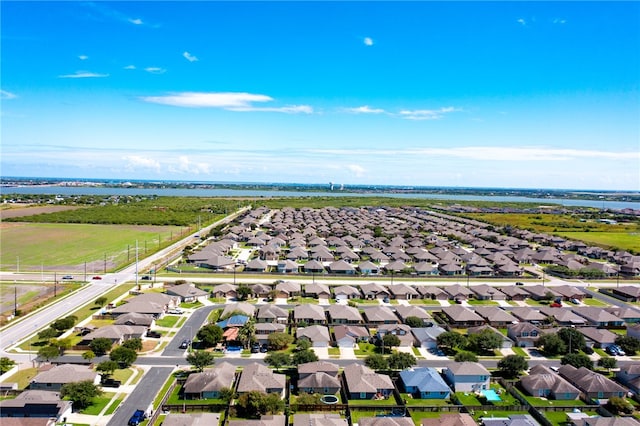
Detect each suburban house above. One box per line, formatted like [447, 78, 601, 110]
[334, 325, 370, 348]
[412, 326, 447, 350]
[605, 307, 640, 324]
[297, 361, 341, 395]
[256, 304, 289, 324]
[303, 283, 331, 299]
[255, 323, 287, 344]
[165, 283, 209, 303]
[359, 417, 414, 426]
[399, 367, 452, 399]
[275, 281, 301, 299]
[442, 285, 474, 302]
[616, 364, 640, 394]
[183, 361, 236, 399]
[211, 284, 238, 299]
[470, 284, 506, 301]
[499, 286, 529, 301]
[417, 286, 449, 300]
[395, 305, 434, 326]
[443, 362, 491, 392]
[342, 363, 395, 400]
[80, 324, 147, 346]
[467, 325, 513, 349]
[250, 283, 272, 299]
[376, 324, 414, 347]
[294, 304, 327, 325]
[236, 362, 286, 398]
[388, 283, 419, 300]
[362, 306, 400, 325]
[440, 306, 485, 328]
[292, 414, 347, 426]
[220, 302, 255, 320]
[611, 286, 640, 302]
[520, 365, 580, 400]
[553, 285, 588, 301]
[30, 364, 99, 391]
[296, 325, 331, 347]
[627, 324, 640, 340]
[483, 415, 542, 426]
[558, 365, 627, 401]
[326, 305, 364, 325]
[523, 285, 560, 301]
[113, 312, 155, 328]
[333, 285, 361, 301]
[360, 283, 390, 300]
[578, 327, 618, 349]
[472, 306, 515, 327]
[507, 322, 544, 348]
[538, 307, 587, 327]
[510, 308, 547, 324]
[572, 308, 625, 327]
[420, 413, 477, 426]
[0, 390, 72, 420]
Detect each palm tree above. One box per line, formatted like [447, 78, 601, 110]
[237, 319, 256, 349]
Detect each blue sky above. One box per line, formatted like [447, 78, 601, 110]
[2, 1, 639, 190]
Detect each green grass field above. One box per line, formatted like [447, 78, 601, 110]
[556, 231, 640, 253]
[0, 223, 186, 272]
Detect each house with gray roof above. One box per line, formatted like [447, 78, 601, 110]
[334, 325, 370, 348]
[443, 362, 491, 392]
[443, 285, 474, 301]
[359, 418, 414, 426]
[395, 305, 433, 326]
[297, 325, 331, 347]
[362, 306, 400, 325]
[292, 414, 347, 426]
[183, 361, 236, 399]
[360, 283, 390, 300]
[417, 286, 449, 300]
[342, 363, 394, 400]
[221, 302, 256, 320]
[507, 322, 544, 348]
[294, 304, 327, 325]
[81, 324, 147, 345]
[470, 284, 506, 301]
[275, 281, 301, 298]
[510, 307, 547, 324]
[113, 312, 154, 327]
[441, 306, 485, 327]
[256, 304, 289, 324]
[578, 327, 618, 349]
[211, 283, 238, 299]
[376, 324, 414, 347]
[298, 361, 339, 378]
[30, 364, 99, 391]
[473, 306, 515, 327]
[326, 305, 363, 324]
[166, 283, 209, 303]
[553, 285, 588, 301]
[572, 307, 625, 327]
[616, 364, 640, 394]
[412, 326, 447, 349]
[559, 365, 626, 401]
[520, 365, 580, 400]
[400, 367, 451, 399]
[255, 323, 287, 344]
[0, 390, 72, 420]
[499, 286, 529, 301]
[304, 283, 331, 299]
[605, 307, 640, 324]
[236, 362, 286, 397]
[523, 285, 560, 301]
[538, 307, 587, 327]
[333, 285, 361, 301]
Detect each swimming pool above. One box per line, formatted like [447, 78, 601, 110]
[482, 389, 502, 402]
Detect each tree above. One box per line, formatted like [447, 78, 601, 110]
[237, 320, 256, 349]
[186, 350, 216, 372]
[236, 390, 268, 418]
[296, 392, 322, 405]
[51, 315, 77, 332]
[382, 334, 401, 351]
[388, 352, 417, 370]
[264, 352, 291, 369]
[110, 346, 137, 368]
[60, 380, 102, 410]
[606, 396, 634, 415]
[454, 351, 478, 362]
[94, 296, 108, 307]
[219, 387, 236, 403]
[557, 328, 585, 354]
[437, 331, 466, 353]
[38, 345, 60, 361]
[122, 338, 143, 352]
[52, 337, 74, 355]
[263, 392, 284, 414]
[365, 354, 389, 370]
[37, 327, 59, 341]
[89, 338, 113, 356]
[82, 350, 96, 362]
[561, 353, 593, 370]
[598, 357, 617, 372]
[297, 339, 311, 351]
[237, 285, 252, 301]
[404, 316, 424, 328]
[292, 349, 318, 365]
[536, 334, 566, 356]
[267, 332, 294, 350]
[96, 360, 120, 377]
[615, 336, 640, 356]
[0, 357, 15, 374]
[497, 355, 528, 379]
[197, 324, 224, 348]
[466, 329, 503, 354]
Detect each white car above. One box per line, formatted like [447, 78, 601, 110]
[167, 309, 184, 315]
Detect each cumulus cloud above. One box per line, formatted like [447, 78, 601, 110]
[123, 155, 161, 172]
[58, 71, 109, 78]
[168, 156, 211, 174]
[129, 18, 143, 25]
[344, 105, 386, 114]
[140, 91, 313, 113]
[78, 55, 89, 60]
[123, 65, 136, 70]
[517, 18, 526, 26]
[398, 106, 459, 120]
[363, 37, 374, 46]
[347, 164, 366, 177]
[183, 51, 198, 62]
[145, 67, 166, 74]
[1, 90, 17, 100]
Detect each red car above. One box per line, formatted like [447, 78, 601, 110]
[550, 302, 562, 308]
[92, 276, 102, 280]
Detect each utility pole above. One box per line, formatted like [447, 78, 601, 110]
[135, 240, 139, 290]
[14, 286, 18, 316]
[84, 262, 87, 282]
[104, 253, 107, 273]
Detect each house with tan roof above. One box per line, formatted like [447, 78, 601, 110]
[520, 365, 580, 400]
[334, 325, 370, 347]
[443, 362, 490, 392]
[420, 413, 477, 426]
[165, 283, 209, 303]
[388, 283, 419, 300]
[360, 283, 390, 300]
[256, 304, 289, 324]
[376, 324, 414, 347]
[342, 363, 394, 400]
[441, 306, 485, 327]
[510, 307, 547, 324]
[362, 306, 400, 325]
[81, 324, 147, 345]
[30, 364, 100, 391]
[220, 302, 256, 320]
[292, 414, 347, 426]
[507, 322, 544, 348]
[559, 365, 627, 401]
[326, 305, 363, 324]
[333, 285, 361, 300]
[294, 304, 327, 325]
[297, 362, 341, 395]
[183, 361, 236, 399]
[236, 362, 286, 397]
[275, 281, 301, 298]
[572, 307, 625, 327]
[297, 325, 331, 347]
[394, 305, 433, 326]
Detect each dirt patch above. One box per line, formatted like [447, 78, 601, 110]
[0, 205, 82, 219]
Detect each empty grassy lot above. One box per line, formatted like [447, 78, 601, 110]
[0, 223, 186, 272]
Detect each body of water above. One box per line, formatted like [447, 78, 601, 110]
[2, 185, 638, 210]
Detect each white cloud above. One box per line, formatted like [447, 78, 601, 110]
[78, 55, 89, 60]
[122, 155, 161, 172]
[363, 37, 374, 46]
[129, 18, 143, 25]
[183, 51, 198, 62]
[517, 18, 526, 26]
[145, 67, 166, 74]
[347, 164, 366, 177]
[140, 91, 313, 113]
[168, 156, 211, 174]
[552, 18, 567, 24]
[1, 90, 17, 100]
[398, 106, 459, 120]
[344, 105, 386, 114]
[123, 65, 136, 70]
[58, 71, 109, 78]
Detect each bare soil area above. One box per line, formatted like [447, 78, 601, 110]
[0, 205, 81, 219]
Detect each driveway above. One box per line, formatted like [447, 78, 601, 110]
[340, 347, 356, 360]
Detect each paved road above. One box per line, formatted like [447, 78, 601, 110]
[106, 367, 173, 426]
[162, 305, 218, 357]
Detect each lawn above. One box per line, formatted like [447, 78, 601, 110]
[556, 231, 640, 253]
[355, 342, 380, 357]
[400, 394, 451, 406]
[349, 397, 397, 406]
[80, 392, 116, 415]
[409, 299, 441, 305]
[581, 298, 608, 307]
[467, 300, 499, 306]
[511, 346, 529, 358]
[166, 384, 227, 405]
[105, 395, 124, 415]
[410, 410, 444, 424]
[349, 410, 379, 424]
[1, 367, 38, 389]
[328, 347, 340, 357]
[156, 315, 180, 328]
[112, 367, 135, 383]
[0, 222, 184, 272]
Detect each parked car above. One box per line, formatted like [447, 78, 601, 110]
[128, 409, 146, 426]
[146, 330, 161, 338]
[570, 298, 580, 304]
[260, 344, 268, 353]
[179, 340, 189, 349]
[582, 346, 594, 355]
[250, 343, 260, 353]
[141, 275, 151, 280]
[550, 302, 562, 308]
[62, 275, 73, 280]
[167, 309, 184, 315]
[101, 378, 122, 388]
[92, 276, 102, 280]
[515, 282, 524, 286]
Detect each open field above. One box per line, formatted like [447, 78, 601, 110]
[0, 223, 186, 272]
[556, 231, 640, 253]
[0, 281, 80, 319]
[0, 204, 83, 219]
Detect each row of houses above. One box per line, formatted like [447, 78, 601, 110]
[186, 206, 639, 277]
